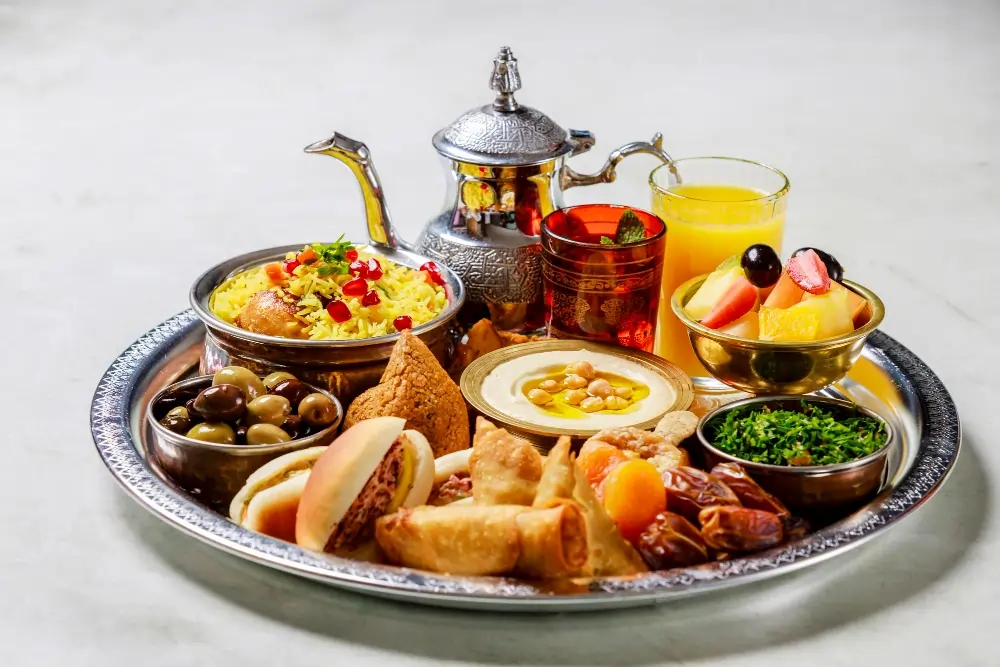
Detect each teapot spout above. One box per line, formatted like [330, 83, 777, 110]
[304, 133, 399, 249]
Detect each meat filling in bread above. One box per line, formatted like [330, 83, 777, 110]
[429, 474, 472, 506]
[325, 439, 405, 552]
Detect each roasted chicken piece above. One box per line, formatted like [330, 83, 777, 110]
[235, 290, 304, 338]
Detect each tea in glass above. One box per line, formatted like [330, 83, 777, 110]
[541, 204, 666, 352]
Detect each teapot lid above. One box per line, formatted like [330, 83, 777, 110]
[432, 47, 574, 167]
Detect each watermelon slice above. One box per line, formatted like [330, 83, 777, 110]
[701, 275, 758, 329]
[684, 256, 744, 320]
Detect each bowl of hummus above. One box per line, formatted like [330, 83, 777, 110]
[461, 340, 694, 446]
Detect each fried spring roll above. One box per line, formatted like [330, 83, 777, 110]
[515, 499, 589, 578]
[469, 418, 543, 506]
[375, 502, 588, 578]
[535, 438, 648, 577]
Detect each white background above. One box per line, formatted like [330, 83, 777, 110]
[2, 0, 998, 665]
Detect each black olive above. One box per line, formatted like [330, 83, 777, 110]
[185, 398, 199, 419]
[271, 379, 309, 408]
[792, 247, 844, 282]
[159, 414, 190, 434]
[281, 414, 304, 440]
[741, 244, 782, 288]
[192, 384, 246, 422]
[234, 425, 248, 445]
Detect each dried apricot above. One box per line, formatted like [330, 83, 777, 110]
[601, 459, 667, 543]
[577, 441, 627, 489]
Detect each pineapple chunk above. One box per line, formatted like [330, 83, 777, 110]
[759, 306, 820, 342]
[759, 288, 853, 342]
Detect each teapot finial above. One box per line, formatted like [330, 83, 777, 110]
[490, 46, 521, 112]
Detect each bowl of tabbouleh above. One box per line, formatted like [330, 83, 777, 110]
[696, 396, 893, 514]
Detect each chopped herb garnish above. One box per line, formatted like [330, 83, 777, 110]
[374, 283, 391, 298]
[316, 263, 349, 276]
[707, 401, 888, 467]
[309, 236, 355, 275]
[599, 236, 615, 245]
[614, 209, 646, 244]
[311, 236, 355, 264]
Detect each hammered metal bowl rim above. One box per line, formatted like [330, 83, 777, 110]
[146, 373, 343, 453]
[696, 394, 893, 475]
[460, 339, 695, 438]
[189, 244, 466, 349]
[90, 311, 962, 609]
[671, 276, 886, 351]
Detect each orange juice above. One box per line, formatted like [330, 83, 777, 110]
[652, 179, 787, 376]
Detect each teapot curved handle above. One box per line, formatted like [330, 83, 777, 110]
[559, 132, 675, 190]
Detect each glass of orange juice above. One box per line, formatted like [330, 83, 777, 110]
[650, 158, 790, 379]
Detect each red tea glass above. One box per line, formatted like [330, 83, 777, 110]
[541, 204, 666, 351]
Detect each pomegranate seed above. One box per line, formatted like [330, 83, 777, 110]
[420, 261, 445, 286]
[393, 315, 413, 331]
[282, 259, 301, 275]
[348, 260, 367, 278]
[365, 258, 383, 281]
[361, 289, 381, 307]
[326, 300, 351, 323]
[345, 248, 358, 262]
[342, 276, 368, 297]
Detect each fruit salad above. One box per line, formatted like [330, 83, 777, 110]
[684, 245, 869, 342]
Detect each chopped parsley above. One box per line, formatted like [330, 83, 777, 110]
[310, 236, 355, 275]
[707, 401, 888, 466]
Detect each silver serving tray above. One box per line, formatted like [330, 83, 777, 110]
[91, 311, 961, 612]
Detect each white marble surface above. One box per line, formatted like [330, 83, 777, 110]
[3, 0, 998, 664]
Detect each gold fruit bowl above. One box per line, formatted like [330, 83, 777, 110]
[671, 276, 885, 395]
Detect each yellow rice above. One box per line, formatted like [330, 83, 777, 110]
[210, 248, 448, 340]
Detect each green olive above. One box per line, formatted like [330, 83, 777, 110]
[298, 393, 338, 427]
[186, 422, 236, 444]
[246, 423, 292, 445]
[166, 406, 190, 420]
[212, 366, 265, 400]
[246, 394, 292, 427]
[263, 371, 297, 390]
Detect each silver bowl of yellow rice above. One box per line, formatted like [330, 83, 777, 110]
[190, 242, 465, 402]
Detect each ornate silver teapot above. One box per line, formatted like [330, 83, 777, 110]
[305, 46, 672, 331]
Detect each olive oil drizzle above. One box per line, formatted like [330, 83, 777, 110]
[521, 368, 649, 419]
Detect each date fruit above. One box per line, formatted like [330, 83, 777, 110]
[637, 512, 710, 570]
[662, 466, 741, 521]
[698, 506, 784, 552]
[710, 462, 790, 519]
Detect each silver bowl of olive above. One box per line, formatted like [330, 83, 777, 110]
[146, 366, 343, 504]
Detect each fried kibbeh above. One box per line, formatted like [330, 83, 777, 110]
[470, 417, 544, 506]
[344, 331, 469, 457]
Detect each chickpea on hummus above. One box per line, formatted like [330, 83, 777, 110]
[480, 349, 676, 430]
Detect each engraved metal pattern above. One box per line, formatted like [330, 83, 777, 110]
[419, 228, 542, 305]
[93, 316, 961, 611]
[441, 106, 568, 160]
